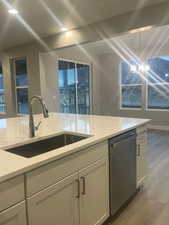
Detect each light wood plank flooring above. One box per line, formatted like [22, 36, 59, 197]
[110, 129, 169, 225]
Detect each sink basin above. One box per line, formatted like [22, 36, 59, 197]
[5, 133, 88, 158]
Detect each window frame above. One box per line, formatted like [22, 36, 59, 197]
[145, 56, 169, 111]
[146, 82, 169, 111]
[120, 57, 169, 112]
[0, 62, 6, 115]
[12, 56, 29, 115]
[119, 62, 143, 111]
[58, 58, 93, 115]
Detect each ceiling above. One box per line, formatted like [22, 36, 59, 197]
[0, 0, 167, 49]
[58, 25, 169, 59]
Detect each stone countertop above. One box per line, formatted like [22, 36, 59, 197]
[0, 113, 150, 183]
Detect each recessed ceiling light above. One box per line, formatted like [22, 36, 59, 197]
[61, 27, 68, 32]
[129, 25, 153, 34]
[8, 9, 18, 15]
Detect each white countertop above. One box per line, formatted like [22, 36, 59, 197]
[0, 113, 149, 183]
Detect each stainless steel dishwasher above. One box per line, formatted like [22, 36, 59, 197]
[109, 129, 136, 216]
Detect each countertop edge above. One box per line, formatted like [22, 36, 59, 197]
[0, 119, 150, 183]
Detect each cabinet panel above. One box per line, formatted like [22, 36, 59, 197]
[26, 141, 107, 197]
[137, 132, 147, 187]
[0, 201, 26, 225]
[0, 176, 24, 212]
[27, 172, 79, 225]
[79, 158, 109, 225]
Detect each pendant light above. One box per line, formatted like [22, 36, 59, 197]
[130, 30, 150, 73]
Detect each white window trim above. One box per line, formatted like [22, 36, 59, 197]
[12, 57, 29, 115]
[16, 85, 28, 89]
[58, 58, 92, 115]
[0, 64, 6, 115]
[119, 62, 143, 110]
[146, 82, 169, 111]
[120, 107, 143, 111]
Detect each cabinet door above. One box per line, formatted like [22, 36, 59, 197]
[79, 158, 109, 225]
[137, 132, 147, 187]
[0, 201, 27, 225]
[27, 172, 79, 225]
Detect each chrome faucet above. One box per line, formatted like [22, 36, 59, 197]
[29, 96, 49, 138]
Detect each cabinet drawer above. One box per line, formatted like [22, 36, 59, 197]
[26, 141, 108, 197]
[0, 201, 27, 225]
[27, 173, 79, 225]
[0, 176, 25, 212]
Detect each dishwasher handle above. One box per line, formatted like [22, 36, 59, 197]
[109, 130, 136, 148]
[110, 135, 136, 149]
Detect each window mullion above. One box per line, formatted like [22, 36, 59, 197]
[0, 63, 6, 114]
[75, 63, 78, 114]
[142, 72, 147, 110]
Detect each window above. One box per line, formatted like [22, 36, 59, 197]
[147, 57, 169, 109]
[58, 61, 76, 114]
[120, 56, 169, 110]
[58, 60, 90, 114]
[0, 63, 6, 113]
[121, 61, 143, 108]
[13, 58, 29, 114]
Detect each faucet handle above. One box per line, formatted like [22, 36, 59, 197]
[35, 121, 42, 131]
[42, 102, 49, 118]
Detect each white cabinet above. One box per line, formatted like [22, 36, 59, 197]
[26, 141, 107, 197]
[27, 173, 79, 225]
[0, 176, 24, 212]
[79, 158, 109, 225]
[27, 158, 109, 225]
[0, 176, 26, 225]
[136, 129, 147, 187]
[26, 141, 109, 225]
[0, 201, 27, 225]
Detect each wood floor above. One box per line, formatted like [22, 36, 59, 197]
[110, 129, 169, 225]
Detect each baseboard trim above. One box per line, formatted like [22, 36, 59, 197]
[137, 176, 146, 188]
[148, 124, 169, 131]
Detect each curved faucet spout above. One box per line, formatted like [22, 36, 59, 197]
[29, 96, 49, 138]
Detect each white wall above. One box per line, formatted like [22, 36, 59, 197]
[39, 52, 59, 112]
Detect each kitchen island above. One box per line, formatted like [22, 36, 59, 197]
[0, 113, 149, 225]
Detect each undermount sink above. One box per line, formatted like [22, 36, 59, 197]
[5, 133, 88, 158]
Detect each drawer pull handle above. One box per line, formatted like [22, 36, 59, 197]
[81, 177, 86, 195]
[137, 144, 141, 156]
[75, 179, 80, 199]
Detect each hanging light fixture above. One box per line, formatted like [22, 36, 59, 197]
[139, 64, 150, 72]
[130, 65, 137, 73]
[130, 63, 150, 73]
[130, 29, 150, 73]
[144, 64, 150, 72]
